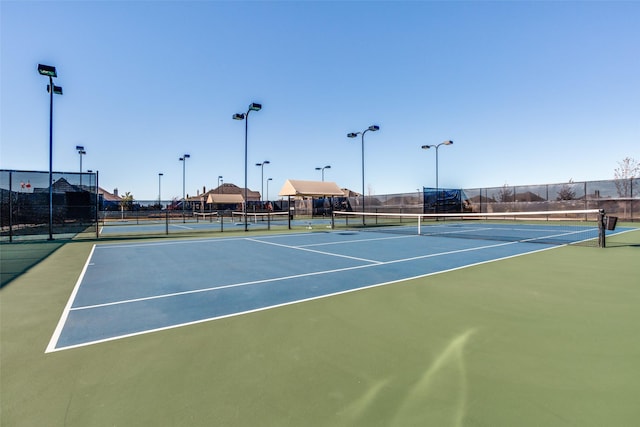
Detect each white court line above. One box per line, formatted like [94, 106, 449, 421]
[92, 231, 325, 249]
[45, 244, 97, 353]
[296, 234, 416, 248]
[169, 223, 194, 230]
[246, 237, 384, 264]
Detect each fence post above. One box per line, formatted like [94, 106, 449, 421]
[8, 171, 13, 242]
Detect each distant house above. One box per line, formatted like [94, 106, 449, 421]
[179, 183, 261, 212]
[514, 191, 546, 202]
[33, 177, 81, 194]
[98, 187, 122, 210]
[211, 183, 260, 201]
[341, 188, 361, 197]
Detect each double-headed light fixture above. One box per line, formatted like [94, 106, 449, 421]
[421, 140, 453, 213]
[38, 64, 63, 240]
[233, 103, 262, 231]
[158, 173, 164, 208]
[315, 165, 331, 182]
[255, 160, 270, 203]
[76, 145, 86, 186]
[179, 154, 190, 222]
[347, 125, 380, 224]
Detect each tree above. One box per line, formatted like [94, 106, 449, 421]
[495, 184, 514, 202]
[557, 179, 577, 201]
[119, 192, 134, 211]
[614, 157, 640, 197]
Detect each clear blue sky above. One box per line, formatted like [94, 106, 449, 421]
[2, 0, 638, 201]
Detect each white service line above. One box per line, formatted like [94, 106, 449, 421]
[246, 237, 383, 264]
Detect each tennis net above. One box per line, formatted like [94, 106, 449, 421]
[231, 211, 289, 223]
[332, 209, 606, 247]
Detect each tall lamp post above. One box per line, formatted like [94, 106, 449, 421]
[315, 165, 331, 181]
[38, 64, 63, 240]
[266, 178, 273, 203]
[255, 160, 270, 204]
[76, 145, 86, 187]
[347, 125, 379, 224]
[179, 154, 190, 222]
[158, 173, 163, 208]
[233, 102, 262, 231]
[218, 176, 223, 193]
[421, 140, 453, 214]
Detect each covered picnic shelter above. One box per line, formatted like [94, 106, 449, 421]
[278, 180, 345, 227]
[206, 193, 244, 211]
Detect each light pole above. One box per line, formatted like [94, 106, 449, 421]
[218, 176, 223, 193]
[38, 64, 63, 240]
[158, 173, 163, 208]
[76, 145, 86, 187]
[255, 160, 270, 204]
[421, 140, 453, 214]
[347, 125, 379, 224]
[233, 102, 262, 231]
[267, 178, 273, 203]
[315, 165, 331, 181]
[179, 154, 190, 222]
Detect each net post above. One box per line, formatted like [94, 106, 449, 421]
[598, 209, 606, 248]
[165, 210, 169, 235]
[95, 170, 100, 239]
[331, 211, 335, 229]
[417, 214, 421, 235]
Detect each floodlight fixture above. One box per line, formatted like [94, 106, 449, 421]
[38, 63, 63, 240]
[315, 165, 331, 181]
[256, 161, 270, 202]
[180, 154, 191, 222]
[233, 102, 263, 231]
[77, 146, 87, 187]
[38, 64, 57, 77]
[421, 140, 454, 213]
[158, 173, 164, 208]
[48, 85, 63, 95]
[347, 125, 381, 223]
[267, 177, 273, 202]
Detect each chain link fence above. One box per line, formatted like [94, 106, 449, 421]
[1, 170, 98, 241]
[1, 171, 637, 242]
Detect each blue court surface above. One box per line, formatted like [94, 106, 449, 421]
[46, 228, 614, 352]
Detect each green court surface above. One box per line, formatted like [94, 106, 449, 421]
[1, 228, 639, 426]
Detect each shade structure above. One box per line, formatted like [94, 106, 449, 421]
[206, 193, 245, 204]
[278, 180, 345, 198]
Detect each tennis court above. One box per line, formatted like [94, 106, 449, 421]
[2, 222, 639, 426]
[48, 216, 628, 352]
